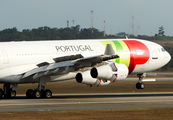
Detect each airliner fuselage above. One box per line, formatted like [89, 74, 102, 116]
[0, 39, 171, 98]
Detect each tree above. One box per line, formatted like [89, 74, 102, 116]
[158, 26, 165, 36]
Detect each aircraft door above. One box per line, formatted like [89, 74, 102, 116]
[2, 50, 9, 64]
[94, 46, 102, 53]
[149, 45, 158, 59]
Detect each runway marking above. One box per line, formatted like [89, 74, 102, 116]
[38, 110, 44, 111]
[0, 100, 173, 107]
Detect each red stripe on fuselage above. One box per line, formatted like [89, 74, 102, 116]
[123, 40, 150, 73]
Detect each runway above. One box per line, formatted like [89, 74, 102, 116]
[0, 92, 173, 112]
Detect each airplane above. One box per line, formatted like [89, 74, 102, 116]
[0, 39, 171, 98]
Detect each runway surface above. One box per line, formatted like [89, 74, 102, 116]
[0, 92, 173, 112]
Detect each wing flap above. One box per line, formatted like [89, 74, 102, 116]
[21, 65, 49, 79]
[33, 72, 45, 79]
[21, 55, 82, 79]
[45, 61, 74, 71]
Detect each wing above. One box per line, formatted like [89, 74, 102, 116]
[21, 44, 119, 80]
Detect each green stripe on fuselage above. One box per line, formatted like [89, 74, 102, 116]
[112, 41, 122, 63]
[116, 40, 130, 67]
[100, 40, 130, 67]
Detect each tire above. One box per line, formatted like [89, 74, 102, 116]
[140, 83, 145, 89]
[33, 90, 42, 98]
[136, 83, 145, 89]
[136, 83, 140, 89]
[4, 89, 16, 98]
[44, 89, 52, 98]
[26, 89, 34, 98]
[10, 90, 16, 98]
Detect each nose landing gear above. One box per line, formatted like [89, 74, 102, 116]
[136, 73, 146, 89]
[136, 82, 145, 89]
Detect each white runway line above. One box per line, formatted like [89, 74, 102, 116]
[0, 99, 173, 107]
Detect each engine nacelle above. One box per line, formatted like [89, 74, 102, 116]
[90, 62, 129, 82]
[76, 71, 110, 87]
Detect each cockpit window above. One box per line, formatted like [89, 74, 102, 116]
[161, 48, 166, 52]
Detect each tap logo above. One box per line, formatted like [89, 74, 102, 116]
[101, 40, 150, 73]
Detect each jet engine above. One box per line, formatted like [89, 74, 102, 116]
[76, 71, 110, 87]
[90, 62, 129, 82]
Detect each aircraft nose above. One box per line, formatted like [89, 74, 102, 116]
[165, 51, 171, 64]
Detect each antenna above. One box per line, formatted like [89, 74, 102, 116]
[67, 20, 69, 27]
[91, 10, 93, 33]
[138, 25, 140, 36]
[131, 16, 134, 36]
[72, 20, 75, 26]
[104, 20, 106, 36]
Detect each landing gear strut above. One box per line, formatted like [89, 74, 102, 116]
[136, 73, 146, 89]
[0, 88, 4, 98]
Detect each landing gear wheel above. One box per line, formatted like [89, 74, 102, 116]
[0, 88, 4, 98]
[10, 90, 16, 98]
[140, 83, 145, 89]
[44, 89, 52, 98]
[4, 89, 16, 98]
[34, 90, 42, 98]
[26, 89, 34, 98]
[136, 83, 140, 89]
[136, 83, 145, 89]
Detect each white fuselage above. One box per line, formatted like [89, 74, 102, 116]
[0, 39, 171, 83]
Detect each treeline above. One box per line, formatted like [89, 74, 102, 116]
[0, 25, 106, 41]
[1, 25, 173, 42]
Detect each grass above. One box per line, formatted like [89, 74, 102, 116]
[0, 108, 173, 120]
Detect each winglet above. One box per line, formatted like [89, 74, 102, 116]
[104, 44, 115, 55]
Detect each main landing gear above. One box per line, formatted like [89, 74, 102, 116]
[26, 88, 52, 99]
[0, 84, 17, 98]
[26, 77, 52, 99]
[0, 78, 52, 99]
[136, 73, 146, 89]
[0, 85, 52, 99]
